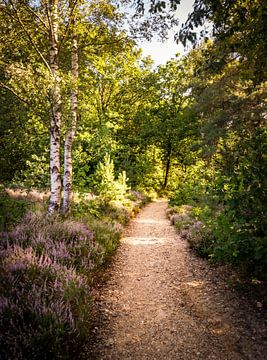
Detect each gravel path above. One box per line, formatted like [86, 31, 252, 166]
[88, 200, 267, 360]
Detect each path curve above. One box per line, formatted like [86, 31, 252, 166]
[88, 200, 266, 360]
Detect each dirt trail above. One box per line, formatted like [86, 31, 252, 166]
[88, 200, 267, 360]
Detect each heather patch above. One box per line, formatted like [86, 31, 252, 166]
[90, 220, 123, 261]
[129, 190, 149, 205]
[1, 212, 101, 273]
[0, 212, 98, 359]
[0, 190, 149, 359]
[166, 204, 196, 232]
[167, 203, 204, 251]
[0, 244, 90, 359]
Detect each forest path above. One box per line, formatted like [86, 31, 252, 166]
[88, 200, 266, 360]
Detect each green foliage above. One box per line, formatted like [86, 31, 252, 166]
[95, 153, 130, 203]
[70, 197, 102, 219]
[170, 191, 267, 279]
[180, 0, 267, 84]
[89, 219, 122, 261]
[95, 153, 116, 201]
[168, 6, 267, 281]
[0, 188, 30, 231]
[19, 153, 50, 189]
[188, 224, 216, 258]
[174, 214, 194, 232]
[169, 160, 214, 206]
[116, 171, 129, 200]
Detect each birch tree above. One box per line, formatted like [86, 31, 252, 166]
[1, 0, 130, 211]
[48, 0, 62, 213]
[0, 0, 63, 212]
[62, 0, 79, 213]
[1, 0, 79, 212]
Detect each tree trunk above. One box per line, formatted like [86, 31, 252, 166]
[163, 156, 171, 189]
[48, 0, 62, 213]
[62, 8, 78, 213]
[163, 142, 172, 189]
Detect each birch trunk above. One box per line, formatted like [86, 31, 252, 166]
[48, 0, 62, 213]
[62, 9, 78, 213]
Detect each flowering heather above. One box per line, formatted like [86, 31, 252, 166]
[0, 211, 99, 359]
[113, 222, 123, 235]
[0, 241, 90, 359]
[0, 192, 146, 359]
[1, 212, 101, 271]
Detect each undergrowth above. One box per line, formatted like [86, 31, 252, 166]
[0, 188, 31, 231]
[0, 188, 149, 359]
[167, 198, 267, 281]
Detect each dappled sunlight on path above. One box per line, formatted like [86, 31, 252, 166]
[122, 237, 168, 245]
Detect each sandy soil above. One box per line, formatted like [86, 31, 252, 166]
[87, 200, 267, 360]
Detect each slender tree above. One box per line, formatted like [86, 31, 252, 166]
[48, 0, 62, 213]
[62, 0, 79, 213]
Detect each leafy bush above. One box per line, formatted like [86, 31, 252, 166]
[169, 200, 267, 280]
[209, 212, 267, 279]
[70, 197, 101, 220]
[95, 153, 129, 203]
[0, 188, 30, 231]
[187, 224, 216, 257]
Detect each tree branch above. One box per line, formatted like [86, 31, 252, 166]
[9, 0, 52, 75]
[0, 82, 31, 105]
[23, 4, 49, 32]
[58, 0, 79, 51]
[43, 0, 53, 39]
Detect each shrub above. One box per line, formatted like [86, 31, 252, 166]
[95, 154, 129, 203]
[0, 211, 100, 359]
[169, 202, 267, 280]
[210, 212, 267, 279]
[97, 201, 130, 226]
[89, 219, 122, 262]
[0, 189, 148, 358]
[0, 189, 30, 231]
[187, 223, 216, 257]
[128, 190, 148, 205]
[167, 204, 194, 228]
[0, 245, 90, 359]
[1, 212, 101, 273]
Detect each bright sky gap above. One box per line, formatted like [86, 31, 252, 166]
[137, 0, 195, 65]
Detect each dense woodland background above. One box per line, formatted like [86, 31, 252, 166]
[0, 0, 266, 358]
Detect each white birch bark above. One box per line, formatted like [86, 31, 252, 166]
[62, 7, 78, 213]
[48, 0, 62, 213]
